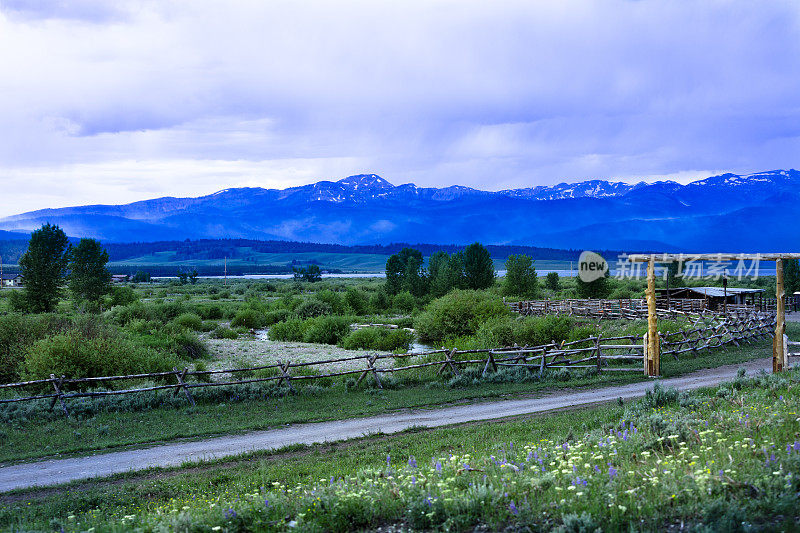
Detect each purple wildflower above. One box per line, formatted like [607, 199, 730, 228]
[435, 461, 442, 473]
[265, 499, 269, 507]
[608, 466, 618, 479]
[408, 456, 417, 469]
[509, 501, 519, 516]
[386, 454, 391, 466]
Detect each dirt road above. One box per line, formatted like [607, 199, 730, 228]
[0, 358, 774, 493]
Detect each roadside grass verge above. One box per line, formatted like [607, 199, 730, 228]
[0, 340, 772, 464]
[3, 365, 799, 531]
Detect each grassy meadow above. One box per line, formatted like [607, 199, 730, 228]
[3, 365, 799, 531]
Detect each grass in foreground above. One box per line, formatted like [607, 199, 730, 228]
[0, 340, 771, 464]
[3, 366, 799, 531]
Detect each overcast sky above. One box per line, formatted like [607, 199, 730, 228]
[1, 0, 799, 216]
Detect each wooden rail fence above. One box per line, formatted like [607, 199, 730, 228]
[0, 311, 775, 418]
[508, 298, 775, 322]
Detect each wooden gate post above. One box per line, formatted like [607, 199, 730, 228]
[645, 258, 660, 376]
[774, 258, 786, 373]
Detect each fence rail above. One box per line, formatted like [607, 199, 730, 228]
[0, 309, 776, 417]
[508, 298, 776, 321]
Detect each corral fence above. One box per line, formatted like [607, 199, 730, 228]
[507, 298, 775, 321]
[0, 311, 776, 418]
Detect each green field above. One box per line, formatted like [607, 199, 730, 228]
[110, 250, 574, 274]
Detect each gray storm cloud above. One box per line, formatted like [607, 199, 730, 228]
[0, 0, 799, 215]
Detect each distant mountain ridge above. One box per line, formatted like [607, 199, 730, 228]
[2, 169, 799, 251]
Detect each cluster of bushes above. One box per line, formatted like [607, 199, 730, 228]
[340, 327, 414, 351]
[269, 317, 413, 351]
[414, 290, 512, 341]
[0, 314, 189, 383]
[107, 299, 231, 327]
[412, 289, 598, 350]
[447, 315, 594, 350]
[268, 316, 354, 345]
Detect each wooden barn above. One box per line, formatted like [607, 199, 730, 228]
[656, 286, 765, 311]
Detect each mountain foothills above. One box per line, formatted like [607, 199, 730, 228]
[1, 169, 799, 251]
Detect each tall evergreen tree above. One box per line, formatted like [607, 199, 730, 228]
[462, 242, 495, 290]
[384, 247, 426, 295]
[503, 254, 537, 297]
[18, 223, 71, 313]
[68, 238, 111, 307]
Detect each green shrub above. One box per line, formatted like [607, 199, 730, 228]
[303, 316, 351, 345]
[172, 312, 204, 331]
[315, 290, 346, 314]
[263, 309, 290, 326]
[392, 291, 416, 313]
[23, 331, 178, 380]
[475, 316, 517, 347]
[169, 330, 208, 360]
[344, 288, 370, 315]
[369, 290, 391, 313]
[197, 304, 224, 320]
[341, 327, 380, 350]
[514, 315, 574, 346]
[0, 313, 71, 383]
[108, 286, 139, 306]
[295, 299, 332, 318]
[230, 308, 266, 329]
[281, 294, 302, 311]
[415, 290, 512, 342]
[211, 326, 238, 339]
[341, 327, 414, 351]
[125, 318, 161, 335]
[268, 318, 310, 342]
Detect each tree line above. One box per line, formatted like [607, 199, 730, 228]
[97, 238, 598, 262]
[383, 242, 544, 298]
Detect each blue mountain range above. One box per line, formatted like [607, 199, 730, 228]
[2, 169, 798, 251]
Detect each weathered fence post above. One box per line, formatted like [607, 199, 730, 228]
[644, 257, 661, 377]
[539, 345, 547, 374]
[49, 374, 69, 418]
[482, 351, 497, 376]
[173, 367, 195, 406]
[595, 335, 602, 372]
[357, 354, 383, 388]
[774, 258, 786, 373]
[277, 360, 294, 391]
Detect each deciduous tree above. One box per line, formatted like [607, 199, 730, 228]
[462, 242, 495, 290]
[503, 254, 537, 297]
[68, 238, 111, 308]
[18, 223, 70, 313]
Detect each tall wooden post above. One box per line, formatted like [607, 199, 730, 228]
[645, 258, 660, 376]
[774, 258, 786, 373]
